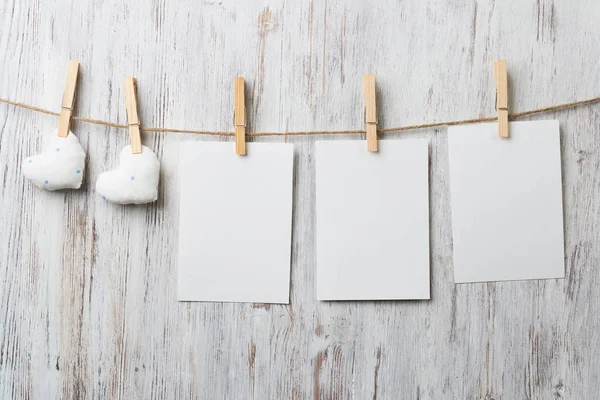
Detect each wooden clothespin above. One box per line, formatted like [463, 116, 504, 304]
[362, 74, 378, 152]
[234, 77, 246, 155]
[124, 77, 142, 154]
[494, 60, 509, 138]
[57, 60, 80, 138]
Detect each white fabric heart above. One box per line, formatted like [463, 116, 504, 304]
[96, 145, 160, 204]
[22, 129, 86, 191]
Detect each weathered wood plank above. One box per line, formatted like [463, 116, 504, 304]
[0, 1, 599, 399]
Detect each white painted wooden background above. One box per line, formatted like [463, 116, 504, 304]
[1, 1, 599, 399]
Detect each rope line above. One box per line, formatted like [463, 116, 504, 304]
[1, 96, 599, 137]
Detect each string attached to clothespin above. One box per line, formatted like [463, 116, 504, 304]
[57, 60, 80, 138]
[494, 60, 509, 138]
[124, 77, 142, 154]
[362, 74, 378, 152]
[234, 77, 246, 155]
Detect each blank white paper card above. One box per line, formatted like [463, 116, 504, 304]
[448, 120, 565, 283]
[316, 140, 430, 300]
[178, 142, 294, 303]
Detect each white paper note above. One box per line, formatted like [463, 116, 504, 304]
[448, 120, 565, 283]
[316, 140, 430, 300]
[178, 142, 294, 303]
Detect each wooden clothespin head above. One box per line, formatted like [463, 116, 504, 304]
[124, 77, 142, 154]
[57, 60, 80, 138]
[234, 77, 246, 155]
[362, 74, 378, 152]
[494, 60, 509, 138]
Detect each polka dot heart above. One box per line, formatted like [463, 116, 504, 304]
[22, 129, 86, 191]
[96, 145, 160, 205]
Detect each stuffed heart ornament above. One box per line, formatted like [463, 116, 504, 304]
[96, 145, 160, 204]
[22, 129, 86, 191]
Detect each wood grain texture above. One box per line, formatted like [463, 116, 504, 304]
[124, 77, 142, 154]
[57, 60, 79, 138]
[494, 60, 509, 138]
[362, 73, 378, 152]
[234, 76, 246, 155]
[0, 0, 599, 399]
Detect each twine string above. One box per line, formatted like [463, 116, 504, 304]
[1, 96, 599, 137]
